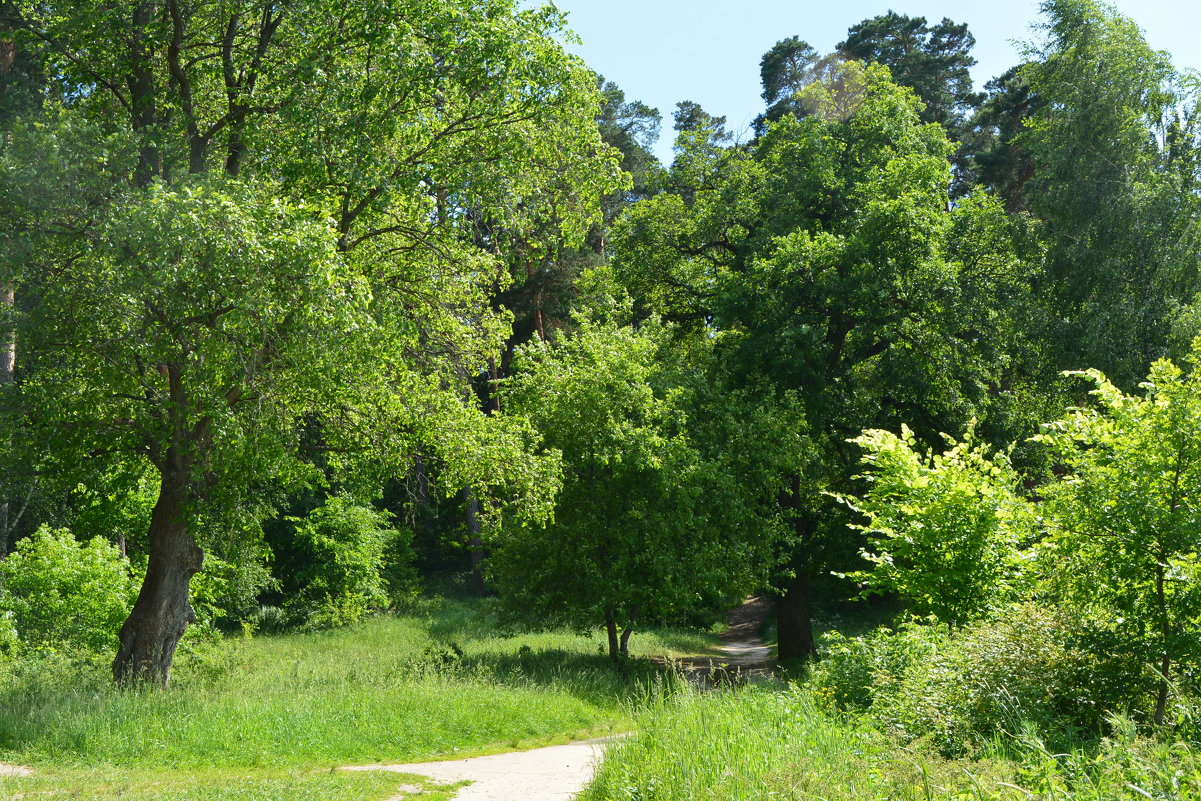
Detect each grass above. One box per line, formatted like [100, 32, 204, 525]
[580, 684, 1008, 801]
[0, 765, 452, 801]
[581, 683, 1201, 801]
[0, 596, 717, 799]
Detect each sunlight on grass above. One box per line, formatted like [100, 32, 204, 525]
[0, 598, 709, 770]
[581, 685, 1021, 801]
[0, 765, 453, 801]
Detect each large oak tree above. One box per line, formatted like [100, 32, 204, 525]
[1, 0, 618, 685]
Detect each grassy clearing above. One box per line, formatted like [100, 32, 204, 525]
[0, 597, 713, 775]
[0, 597, 716, 800]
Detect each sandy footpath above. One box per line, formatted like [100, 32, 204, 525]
[343, 738, 611, 801]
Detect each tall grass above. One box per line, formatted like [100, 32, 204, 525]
[582, 684, 1201, 801]
[0, 766, 434, 801]
[0, 597, 715, 769]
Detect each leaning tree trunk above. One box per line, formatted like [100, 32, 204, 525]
[113, 468, 203, 687]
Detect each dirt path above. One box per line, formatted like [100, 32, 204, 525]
[657, 596, 776, 685]
[343, 738, 610, 800]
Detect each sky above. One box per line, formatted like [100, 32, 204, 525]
[542, 0, 1201, 164]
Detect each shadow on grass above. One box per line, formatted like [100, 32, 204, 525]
[455, 648, 672, 706]
[640, 629, 722, 656]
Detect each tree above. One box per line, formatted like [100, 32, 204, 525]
[958, 65, 1041, 209]
[3, 0, 617, 686]
[1037, 347, 1201, 726]
[1022, 0, 1201, 388]
[755, 36, 819, 132]
[493, 313, 803, 660]
[613, 61, 1034, 659]
[838, 12, 982, 133]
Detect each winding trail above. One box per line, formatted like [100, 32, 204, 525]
[344, 598, 774, 800]
[657, 596, 776, 685]
[343, 738, 610, 800]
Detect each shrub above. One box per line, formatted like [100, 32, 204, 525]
[284, 497, 415, 628]
[842, 424, 1033, 629]
[0, 525, 137, 653]
[809, 619, 940, 712]
[190, 552, 277, 630]
[811, 606, 1125, 756]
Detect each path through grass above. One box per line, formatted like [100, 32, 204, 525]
[0, 597, 718, 799]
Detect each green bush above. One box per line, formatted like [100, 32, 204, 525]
[810, 618, 941, 712]
[811, 606, 1124, 755]
[0, 525, 138, 653]
[284, 497, 416, 628]
[190, 552, 277, 630]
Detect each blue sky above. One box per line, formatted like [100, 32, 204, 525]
[544, 1, 1201, 163]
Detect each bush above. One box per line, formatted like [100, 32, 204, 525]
[284, 497, 416, 628]
[190, 552, 277, 630]
[811, 605, 1125, 756]
[0, 525, 138, 653]
[810, 619, 941, 712]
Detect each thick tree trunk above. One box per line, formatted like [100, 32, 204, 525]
[776, 482, 818, 661]
[776, 560, 816, 661]
[113, 468, 203, 687]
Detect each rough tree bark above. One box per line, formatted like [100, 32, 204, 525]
[776, 559, 816, 661]
[113, 464, 204, 687]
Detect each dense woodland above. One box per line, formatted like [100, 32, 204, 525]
[3, 0, 1201, 782]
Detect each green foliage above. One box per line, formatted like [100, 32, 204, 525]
[1022, 0, 1201, 386]
[583, 683, 1201, 801]
[2, 0, 619, 679]
[755, 36, 820, 131]
[838, 12, 982, 131]
[0, 525, 137, 653]
[1035, 344, 1201, 722]
[493, 316, 803, 653]
[189, 552, 277, 631]
[843, 424, 1033, 627]
[810, 607, 1132, 756]
[614, 57, 1035, 660]
[284, 497, 416, 629]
